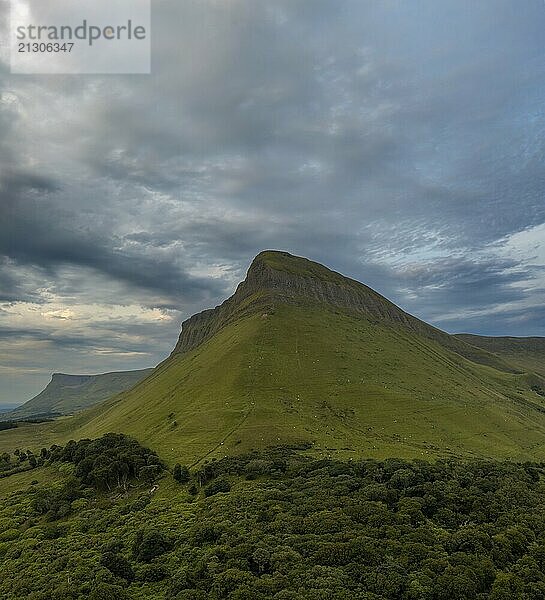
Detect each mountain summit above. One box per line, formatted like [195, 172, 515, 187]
[62, 251, 545, 465]
[173, 250, 420, 355]
[173, 251, 514, 372]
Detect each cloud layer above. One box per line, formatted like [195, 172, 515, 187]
[1, 0, 545, 404]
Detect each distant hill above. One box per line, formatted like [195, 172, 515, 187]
[5, 369, 154, 419]
[62, 250, 545, 464]
[456, 334, 545, 378]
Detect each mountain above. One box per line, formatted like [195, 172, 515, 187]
[62, 250, 545, 464]
[3, 251, 545, 600]
[456, 334, 545, 378]
[4, 369, 154, 419]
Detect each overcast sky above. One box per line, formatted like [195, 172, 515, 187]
[1, 0, 545, 405]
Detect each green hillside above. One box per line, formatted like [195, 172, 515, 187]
[1, 251, 544, 465]
[456, 334, 545, 378]
[5, 369, 153, 419]
[71, 302, 545, 464]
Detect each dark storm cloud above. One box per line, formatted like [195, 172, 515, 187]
[0, 178, 223, 303]
[1, 0, 545, 403]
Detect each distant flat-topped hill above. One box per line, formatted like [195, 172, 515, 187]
[4, 369, 153, 420]
[1, 251, 544, 464]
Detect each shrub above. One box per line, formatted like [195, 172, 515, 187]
[204, 478, 231, 497]
[88, 583, 127, 600]
[132, 528, 173, 562]
[100, 551, 134, 581]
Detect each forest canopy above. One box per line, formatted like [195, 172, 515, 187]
[1, 441, 545, 599]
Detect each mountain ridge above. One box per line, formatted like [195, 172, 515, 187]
[5, 368, 154, 419]
[456, 333, 545, 378]
[1, 250, 544, 464]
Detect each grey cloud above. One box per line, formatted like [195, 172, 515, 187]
[0, 186, 224, 305]
[1, 0, 545, 403]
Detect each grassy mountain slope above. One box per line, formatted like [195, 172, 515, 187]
[5, 369, 153, 419]
[1, 251, 544, 464]
[69, 301, 545, 464]
[456, 334, 545, 378]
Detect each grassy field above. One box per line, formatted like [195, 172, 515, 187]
[0, 464, 65, 498]
[2, 302, 544, 467]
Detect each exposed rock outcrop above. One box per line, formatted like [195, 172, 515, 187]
[50, 373, 94, 387]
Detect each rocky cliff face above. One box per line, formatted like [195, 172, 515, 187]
[171, 254, 277, 355]
[50, 373, 93, 387]
[171, 251, 518, 375]
[173, 251, 415, 356]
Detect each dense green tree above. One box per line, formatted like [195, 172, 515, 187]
[173, 463, 190, 483]
[132, 528, 173, 562]
[88, 583, 127, 600]
[489, 572, 524, 599]
[204, 478, 231, 497]
[3, 444, 545, 599]
[99, 551, 134, 582]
